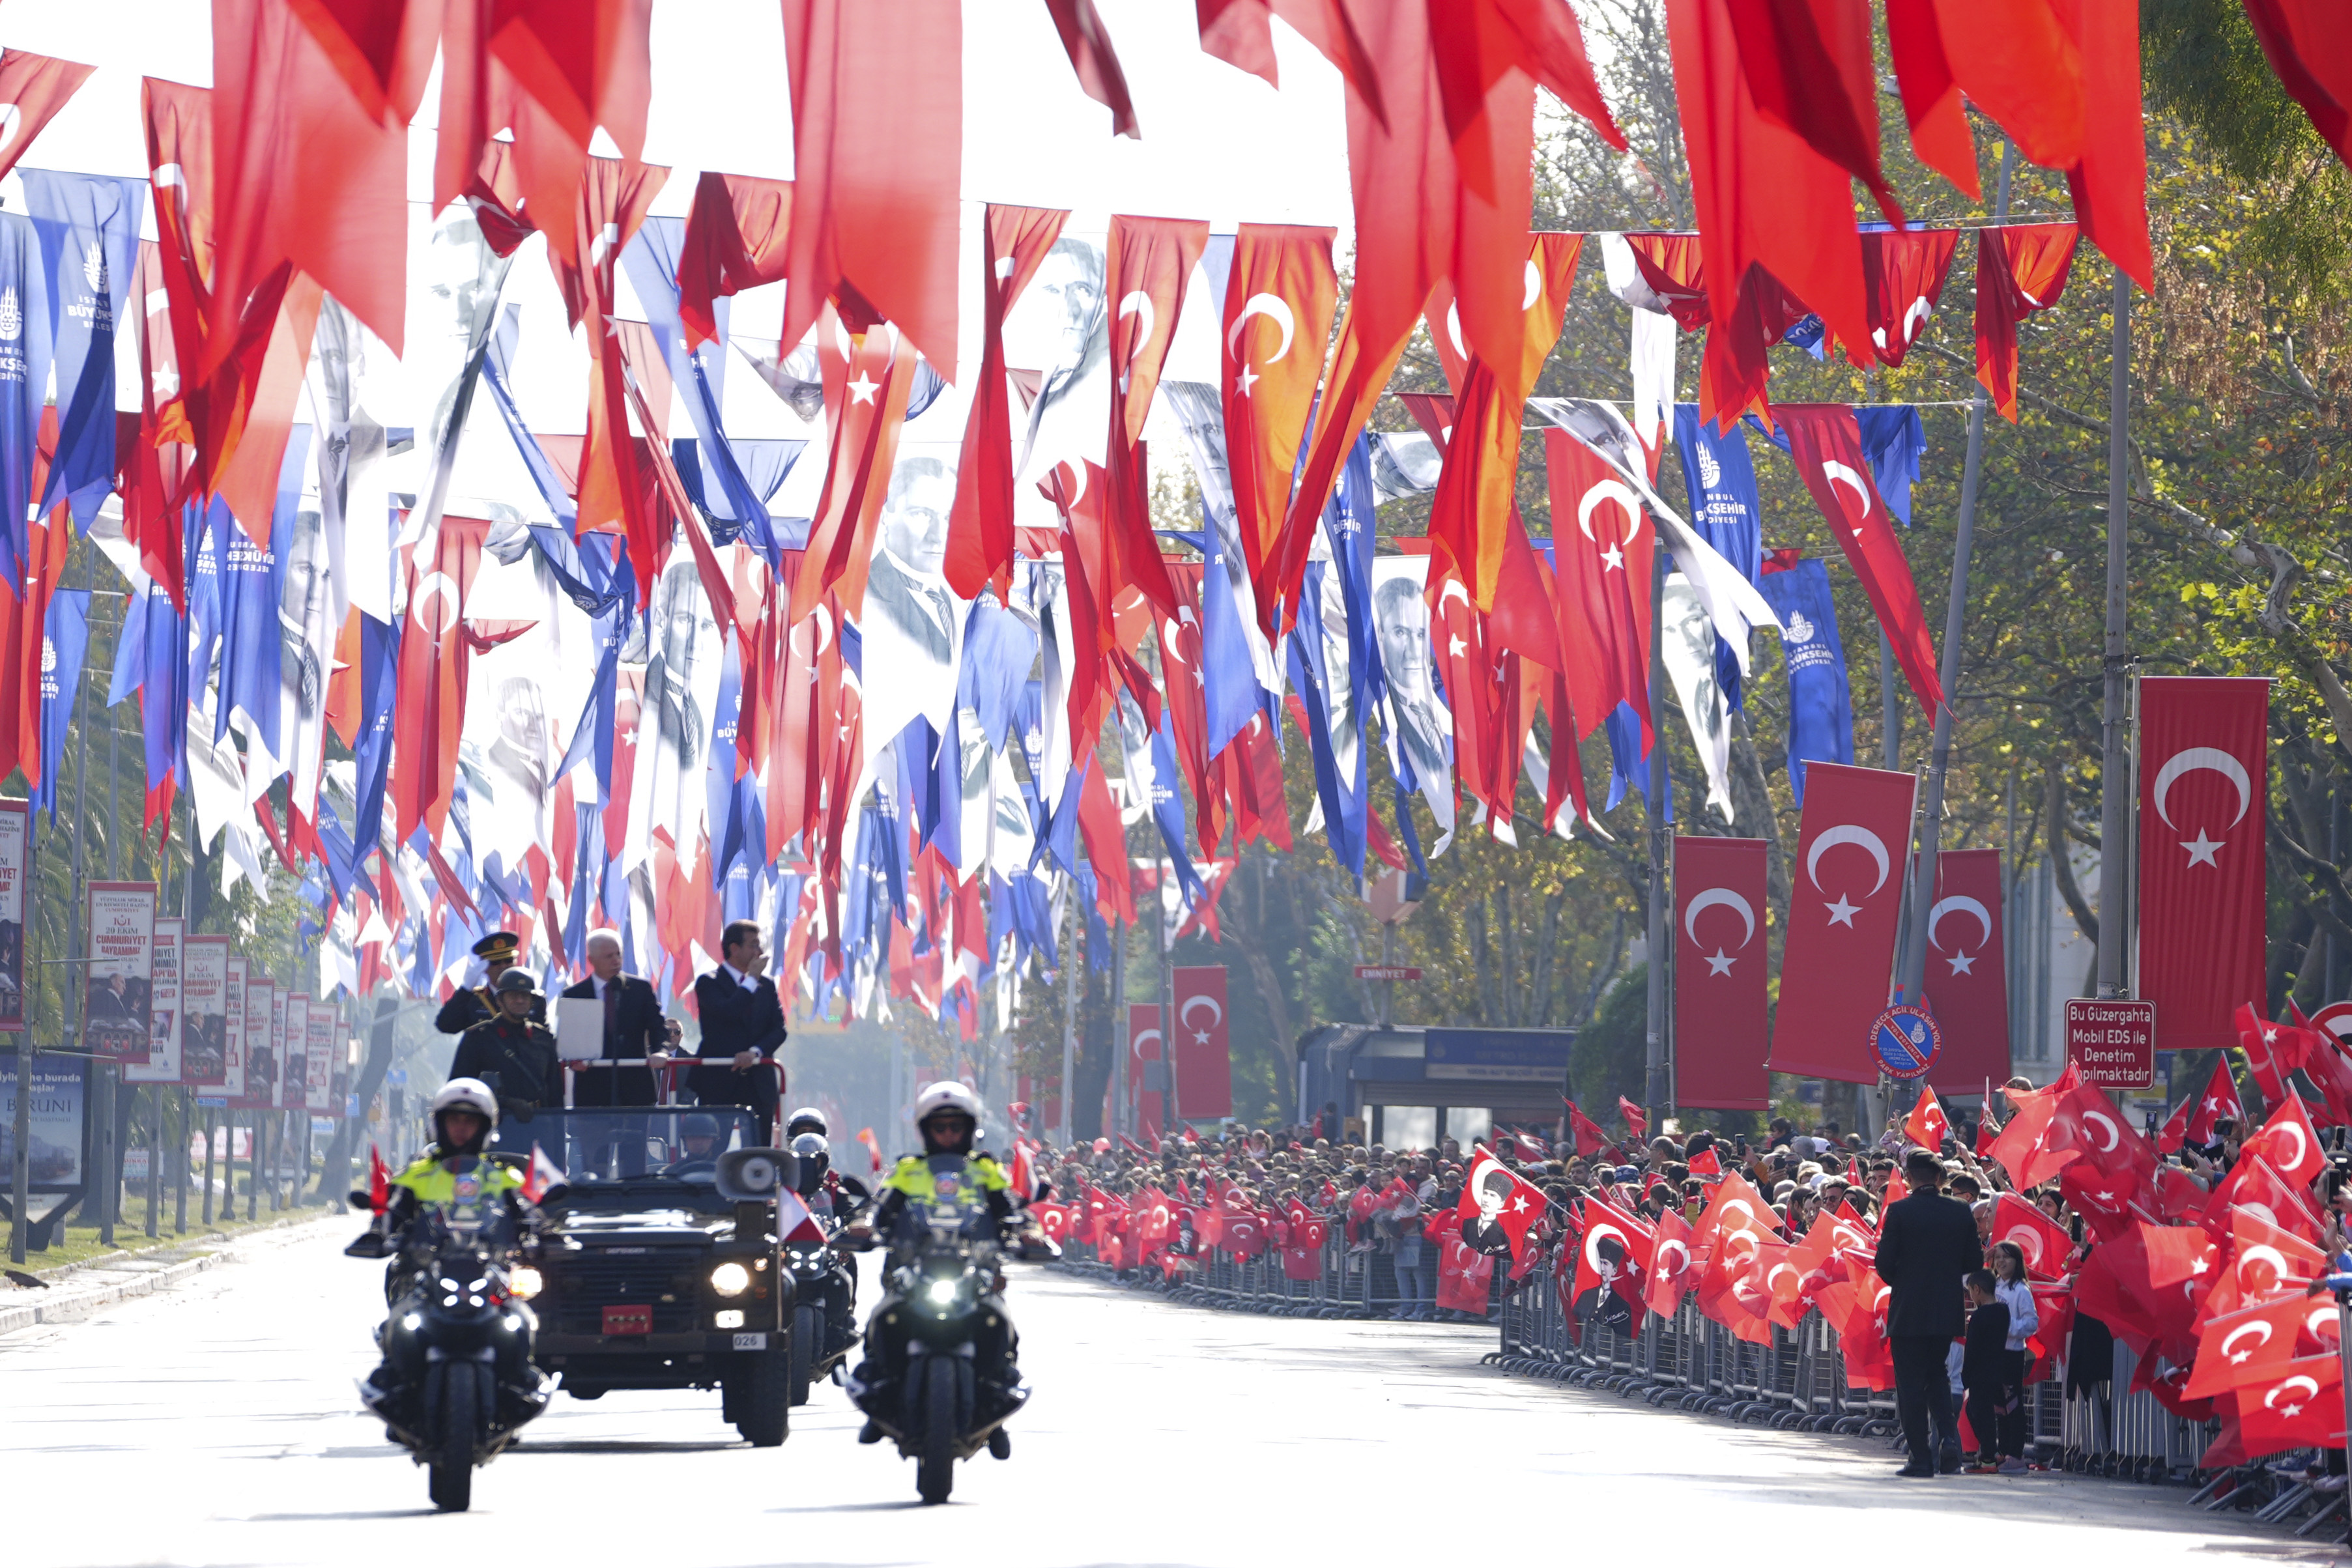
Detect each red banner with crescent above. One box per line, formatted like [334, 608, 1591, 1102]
[1126, 1001, 1164, 1142]
[1769, 762, 1919, 1083]
[392, 515, 491, 844]
[1172, 964, 1232, 1120]
[945, 203, 1068, 600]
[1674, 836, 1769, 1109]
[1222, 223, 1338, 603]
[1101, 214, 1205, 630]
[1545, 427, 1654, 745]
[1920, 848, 2011, 1090]
[2138, 677, 2269, 1054]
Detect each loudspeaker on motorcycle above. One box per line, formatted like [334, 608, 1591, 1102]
[715, 1147, 799, 1203]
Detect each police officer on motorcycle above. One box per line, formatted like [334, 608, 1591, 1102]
[843, 1081, 1022, 1455]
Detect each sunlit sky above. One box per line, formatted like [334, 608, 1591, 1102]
[0, 0, 1360, 452]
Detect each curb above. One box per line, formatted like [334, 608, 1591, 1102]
[0, 1212, 340, 1339]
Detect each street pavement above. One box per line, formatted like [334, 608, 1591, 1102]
[0, 1219, 2328, 1565]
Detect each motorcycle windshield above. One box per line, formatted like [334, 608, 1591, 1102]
[485, 1107, 761, 1187]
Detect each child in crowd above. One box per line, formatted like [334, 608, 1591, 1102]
[1960, 1270, 2015, 1475]
[1986, 1242, 2038, 1472]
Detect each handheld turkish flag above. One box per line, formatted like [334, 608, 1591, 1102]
[520, 1143, 566, 1205]
[1009, 1139, 1036, 1202]
[1903, 1084, 1950, 1152]
[2139, 1219, 2218, 1290]
[1687, 1145, 1723, 1178]
[2229, 1208, 2330, 1296]
[2207, 1155, 2326, 1247]
[1767, 762, 1919, 1082]
[1673, 836, 1770, 1110]
[2183, 1295, 2336, 1399]
[1457, 1145, 1550, 1263]
[1564, 1103, 1610, 1158]
[1990, 1193, 2074, 1280]
[1574, 1195, 1655, 1308]
[857, 1128, 883, 1175]
[2244, 1092, 2327, 1186]
[2140, 678, 2270, 1055]
[2162, 1055, 2247, 1152]
[367, 1144, 390, 1212]
[1644, 1208, 1700, 1317]
[1779, 405, 1942, 723]
[2237, 1003, 2320, 1113]
[1618, 1096, 1649, 1139]
[2237, 1352, 2348, 1458]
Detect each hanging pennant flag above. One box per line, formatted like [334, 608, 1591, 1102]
[790, 306, 921, 628]
[0, 51, 91, 184]
[2240, 0, 2352, 169]
[1102, 213, 1205, 631]
[1769, 762, 1919, 1083]
[1543, 427, 1653, 745]
[0, 210, 50, 601]
[2058, 1, 2153, 291]
[1223, 223, 1339, 606]
[2140, 677, 2269, 1055]
[32, 585, 91, 821]
[566, 156, 671, 603]
[1975, 224, 2080, 422]
[19, 171, 141, 528]
[1755, 557, 1855, 804]
[1671, 403, 1761, 709]
[775, 0, 962, 373]
[1598, 232, 1678, 475]
[1920, 848, 2010, 1091]
[622, 216, 767, 539]
[675, 171, 794, 349]
[1885, 0, 2084, 201]
[392, 514, 496, 844]
[1369, 555, 1453, 844]
[1776, 403, 1942, 723]
[945, 204, 1068, 600]
[1658, 573, 1734, 821]
[1863, 228, 1959, 368]
[1674, 835, 1770, 1110]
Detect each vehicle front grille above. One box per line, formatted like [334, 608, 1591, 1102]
[549, 1249, 705, 1336]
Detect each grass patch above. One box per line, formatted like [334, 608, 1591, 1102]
[5, 1205, 333, 1277]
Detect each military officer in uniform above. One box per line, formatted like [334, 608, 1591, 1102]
[436, 930, 545, 1034]
[448, 969, 562, 1122]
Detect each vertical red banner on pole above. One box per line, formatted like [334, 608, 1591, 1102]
[1673, 836, 1770, 1109]
[1171, 964, 1233, 1120]
[1768, 762, 1919, 1082]
[1921, 849, 2011, 1091]
[0, 797, 25, 1033]
[1126, 1002, 1164, 1143]
[2138, 676, 2269, 1053]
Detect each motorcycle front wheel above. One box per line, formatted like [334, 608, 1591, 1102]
[426, 1363, 477, 1513]
[790, 1304, 818, 1406]
[915, 1355, 960, 1505]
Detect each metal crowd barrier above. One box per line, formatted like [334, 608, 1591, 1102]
[1044, 1231, 2347, 1527]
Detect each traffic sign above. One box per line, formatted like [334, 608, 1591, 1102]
[1353, 964, 1423, 982]
[2064, 998, 2156, 1089]
[2312, 1001, 2352, 1046]
[1871, 1005, 1942, 1080]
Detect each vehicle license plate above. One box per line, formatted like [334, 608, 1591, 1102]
[602, 1304, 653, 1335]
[732, 1332, 767, 1350]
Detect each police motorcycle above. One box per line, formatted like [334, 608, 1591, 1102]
[782, 1126, 864, 1406]
[346, 1079, 554, 1513]
[843, 1081, 1029, 1505]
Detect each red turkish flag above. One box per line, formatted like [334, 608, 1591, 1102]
[1987, 1072, 2073, 1188]
[0, 50, 92, 183]
[2236, 1003, 2319, 1111]
[2058, 0, 2152, 292]
[2184, 1296, 2335, 1399]
[1768, 763, 1918, 1082]
[675, 172, 794, 349]
[1102, 215, 1205, 631]
[2244, 1092, 2327, 1187]
[1644, 1208, 1699, 1317]
[203, 0, 418, 374]
[2140, 677, 2269, 1054]
[1458, 1145, 1549, 1263]
[1617, 1096, 1648, 1139]
[1920, 848, 2011, 1090]
[1171, 963, 1233, 1120]
[1564, 1104, 1610, 1158]
[1435, 1224, 1496, 1317]
[1990, 1193, 2073, 1280]
[1043, 0, 1139, 136]
[1224, 223, 1339, 607]
[141, 79, 213, 453]
[788, 306, 920, 629]
[2161, 1054, 2245, 1152]
[1718, 0, 1899, 223]
[431, 0, 653, 227]
[2208, 1156, 2326, 1249]
[1884, 0, 2085, 200]
[1974, 224, 2080, 421]
[1904, 1085, 1951, 1151]
[1573, 1195, 1654, 1309]
[1543, 426, 1654, 743]
[2242, 0, 2352, 169]
[1073, 754, 1135, 926]
[2237, 1353, 2346, 1457]
[1863, 227, 1959, 369]
[1673, 835, 1770, 1109]
[776, 0, 961, 374]
[571, 157, 671, 603]
[392, 516, 494, 842]
[1778, 403, 1942, 723]
[1661, 0, 1875, 416]
[943, 204, 1068, 601]
[1687, 1145, 1723, 1178]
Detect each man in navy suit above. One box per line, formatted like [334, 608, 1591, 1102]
[690, 919, 786, 1145]
[1874, 1148, 1985, 1477]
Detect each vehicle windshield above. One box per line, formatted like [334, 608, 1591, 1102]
[485, 1107, 762, 1205]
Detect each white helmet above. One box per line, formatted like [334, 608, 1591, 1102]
[912, 1080, 982, 1126]
[432, 1077, 498, 1120]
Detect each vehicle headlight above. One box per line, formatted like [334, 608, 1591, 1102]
[925, 1278, 959, 1305]
[508, 1266, 543, 1300]
[715, 1309, 745, 1329]
[710, 1262, 753, 1297]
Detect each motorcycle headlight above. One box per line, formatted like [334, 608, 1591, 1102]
[925, 1278, 959, 1305]
[508, 1266, 544, 1300]
[710, 1261, 753, 1297]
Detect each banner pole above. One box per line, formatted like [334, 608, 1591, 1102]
[1058, 892, 1077, 1150]
[2096, 261, 2134, 998]
[1900, 145, 2017, 1008]
[201, 1106, 216, 1227]
[1643, 550, 1670, 1125]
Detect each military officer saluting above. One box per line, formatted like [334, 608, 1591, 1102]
[448, 969, 562, 1121]
[435, 930, 546, 1034]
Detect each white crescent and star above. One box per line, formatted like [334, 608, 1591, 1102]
[1683, 887, 1755, 978]
[1806, 824, 1890, 926]
[1821, 461, 1872, 526]
[2221, 1320, 2275, 1363]
[409, 571, 460, 636]
[2152, 747, 2252, 868]
[1226, 293, 1297, 368]
[1179, 993, 1223, 1042]
[1117, 290, 1157, 390]
[1927, 894, 1992, 975]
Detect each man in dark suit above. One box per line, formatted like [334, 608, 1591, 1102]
[689, 919, 786, 1145]
[436, 931, 545, 1034]
[561, 928, 679, 1107]
[1873, 1147, 1984, 1477]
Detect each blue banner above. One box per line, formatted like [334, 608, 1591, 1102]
[1672, 403, 1762, 711]
[207, 429, 310, 752]
[621, 219, 769, 537]
[19, 171, 141, 528]
[33, 587, 91, 821]
[1757, 558, 1854, 804]
[1285, 562, 1366, 877]
[1855, 405, 1927, 525]
[0, 212, 51, 597]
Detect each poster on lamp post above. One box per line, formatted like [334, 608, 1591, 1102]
[181, 937, 231, 1089]
[126, 917, 184, 1083]
[306, 1004, 335, 1114]
[85, 881, 158, 1063]
[220, 956, 249, 1100]
[281, 993, 310, 1113]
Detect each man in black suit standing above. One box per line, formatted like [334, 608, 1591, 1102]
[1874, 1147, 1984, 1477]
[690, 919, 786, 1145]
[561, 928, 680, 1107]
